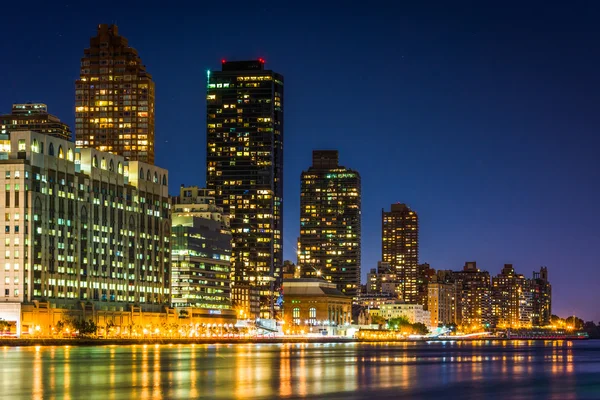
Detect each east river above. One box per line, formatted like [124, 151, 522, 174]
[1, 341, 599, 399]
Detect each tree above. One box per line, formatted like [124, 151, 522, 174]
[73, 319, 97, 337]
[565, 316, 584, 330]
[412, 323, 429, 335]
[583, 321, 600, 339]
[0, 319, 10, 333]
[387, 317, 411, 330]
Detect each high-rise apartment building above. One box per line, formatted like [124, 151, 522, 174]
[297, 150, 361, 296]
[0, 131, 170, 335]
[206, 59, 283, 317]
[428, 280, 457, 327]
[171, 186, 232, 313]
[75, 24, 155, 164]
[491, 264, 528, 328]
[382, 203, 418, 303]
[416, 262, 435, 309]
[1, 103, 71, 141]
[453, 261, 492, 329]
[530, 267, 551, 327]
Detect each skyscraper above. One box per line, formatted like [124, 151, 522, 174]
[382, 203, 419, 303]
[1, 103, 71, 141]
[206, 59, 283, 318]
[297, 150, 361, 296]
[75, 24, 155, 164]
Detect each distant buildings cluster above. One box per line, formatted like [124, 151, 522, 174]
[0, 24, 552, 336]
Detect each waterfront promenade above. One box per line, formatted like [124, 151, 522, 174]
[0, 336, 589, 347]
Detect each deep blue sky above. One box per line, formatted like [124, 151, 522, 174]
[1, 1, 599, 320]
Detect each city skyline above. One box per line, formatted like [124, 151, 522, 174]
[0, 2, 598, 320]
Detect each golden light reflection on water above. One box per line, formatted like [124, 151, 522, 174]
[64, 346, 71, 400]
[33, 346, 42, 400]
[0, 341, 589, 399]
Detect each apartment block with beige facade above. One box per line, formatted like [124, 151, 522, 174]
[0, 131, 170, 336]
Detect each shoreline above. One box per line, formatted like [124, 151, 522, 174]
[0, 337, 590, 347]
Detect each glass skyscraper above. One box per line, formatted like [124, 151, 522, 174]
[206, 59, 283, 318]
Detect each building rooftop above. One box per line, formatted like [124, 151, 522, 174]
[283, 278, 348, 298]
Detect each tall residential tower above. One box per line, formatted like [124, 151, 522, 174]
[206, 59, 283, 317]
[297, 150, 361, 296]
[382, 203, 419, 303]
[75, 24, 155, 164]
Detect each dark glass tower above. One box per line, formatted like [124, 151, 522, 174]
[206, 59, 283, 318]
[75, 24, 155, 164]
[297, 150, 361, 297]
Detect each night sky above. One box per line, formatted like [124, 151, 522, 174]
[1, 1, 599, 320]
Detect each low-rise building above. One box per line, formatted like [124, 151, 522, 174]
[379, 302, 430, 326]
[283, 278, 352, 334]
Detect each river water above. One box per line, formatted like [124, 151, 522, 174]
[1, 340, 599, 399]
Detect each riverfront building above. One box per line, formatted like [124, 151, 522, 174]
[379, 302, 431, 326]
[171, 186, 234, 320]
[0, 131, 170, 336]
[453, 262, 492, 329]
[282, 278, 352, 334]
[530, 267, 551, 326]
[382, 203, 418, 303]
[428, 280, 457, 327]
[206, 59, 284, 318]
[297, 150, 361, 296]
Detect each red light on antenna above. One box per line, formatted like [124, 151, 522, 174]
[221, 59, 226, 63]
[259, 58, 265, 63]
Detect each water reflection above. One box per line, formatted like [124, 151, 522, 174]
[0, 341, 597, 399]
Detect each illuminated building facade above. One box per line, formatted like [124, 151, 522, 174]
[0, 131, 170, 336]
[75, 24, 155, 164]
[297, 150, 361, 297]
[416, 262, 435, 309]
[1, 103, 72, 141]
[382, 203, 418, 303]
[379, 302, 430, 326]
[530, 267, 551, 326]
[171, 186, 232, 313]
[428, 281, 457, 327]
[453, 262, 492, 329]
[366, 261, 398, 296]
[282, 278, 352, 334]
[491, 264, 528, 328]
[206, 59, 283, 318]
